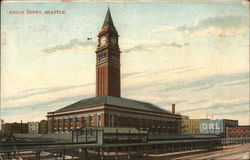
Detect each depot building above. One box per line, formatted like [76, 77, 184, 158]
[47, 9, 182, 134]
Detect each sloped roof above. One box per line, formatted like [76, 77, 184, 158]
[55, 96, 172, 114]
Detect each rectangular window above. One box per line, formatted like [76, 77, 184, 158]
[98, 114, 101, 126]
[110, 114, 113, 127]
[76, 117, 79, 122]
[111, 55, 118, 62]
[90, 115, 94, 122]
[81, 116, 86, 127]
[59, 119, 63, 123]
[99, 54, 105, 61]
[82, 116, 86, 122]
[65, 119, 68, 124]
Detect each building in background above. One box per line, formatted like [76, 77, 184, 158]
[0, 119, 3, 131]
[2, 120, 48, 136]
[181, 115, 189, 120]
[226, 125, 250, 138]
[181, 119, 209, 134]
[39, 120, 48, 134]
[2, 122, 28, 136]
[47, 9, 182, 134]
[28, 122, 39, 134]
[200, 119, 238, 137]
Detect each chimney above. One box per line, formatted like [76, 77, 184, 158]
[172, 104, 175, 114]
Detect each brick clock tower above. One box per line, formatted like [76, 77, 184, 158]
[95, 8, 121, 97]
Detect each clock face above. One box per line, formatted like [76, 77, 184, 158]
[100, 36, 106, 46]
[111, 37, 117, 44]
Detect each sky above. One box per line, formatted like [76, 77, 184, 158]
[1, 1, 249, 125]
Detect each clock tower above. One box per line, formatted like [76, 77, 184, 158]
[95, 8, 121, 97]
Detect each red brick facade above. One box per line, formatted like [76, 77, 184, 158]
[47, 104, 181, 134]
[2, 123, 28, 136]
[95, 9, 121, 97]
[39, 120, 48, 134]
[226, 125, 250, 138]
[96, 64, 121, 97]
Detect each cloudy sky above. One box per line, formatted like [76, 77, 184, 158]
[1, 1, 249, 125]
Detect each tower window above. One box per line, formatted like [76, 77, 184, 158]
[98, 54, 105, 61]
[111, 55, 118, 62]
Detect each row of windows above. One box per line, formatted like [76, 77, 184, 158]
[54, 127, 79, 130]
[52, 114, 89, 120]
[98, 54, 118, 62]
[54, 114, 103, 128]
[116, 116, 178, 123]
[114, 116, 178, 130]
[53, 114, 179, 130]
[54, 115, 94, 123]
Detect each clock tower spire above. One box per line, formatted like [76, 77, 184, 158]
[95, 8, 121, 97]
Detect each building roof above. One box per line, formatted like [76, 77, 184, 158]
[55, 96, 172, 114]
[102, 8, 115, 29]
